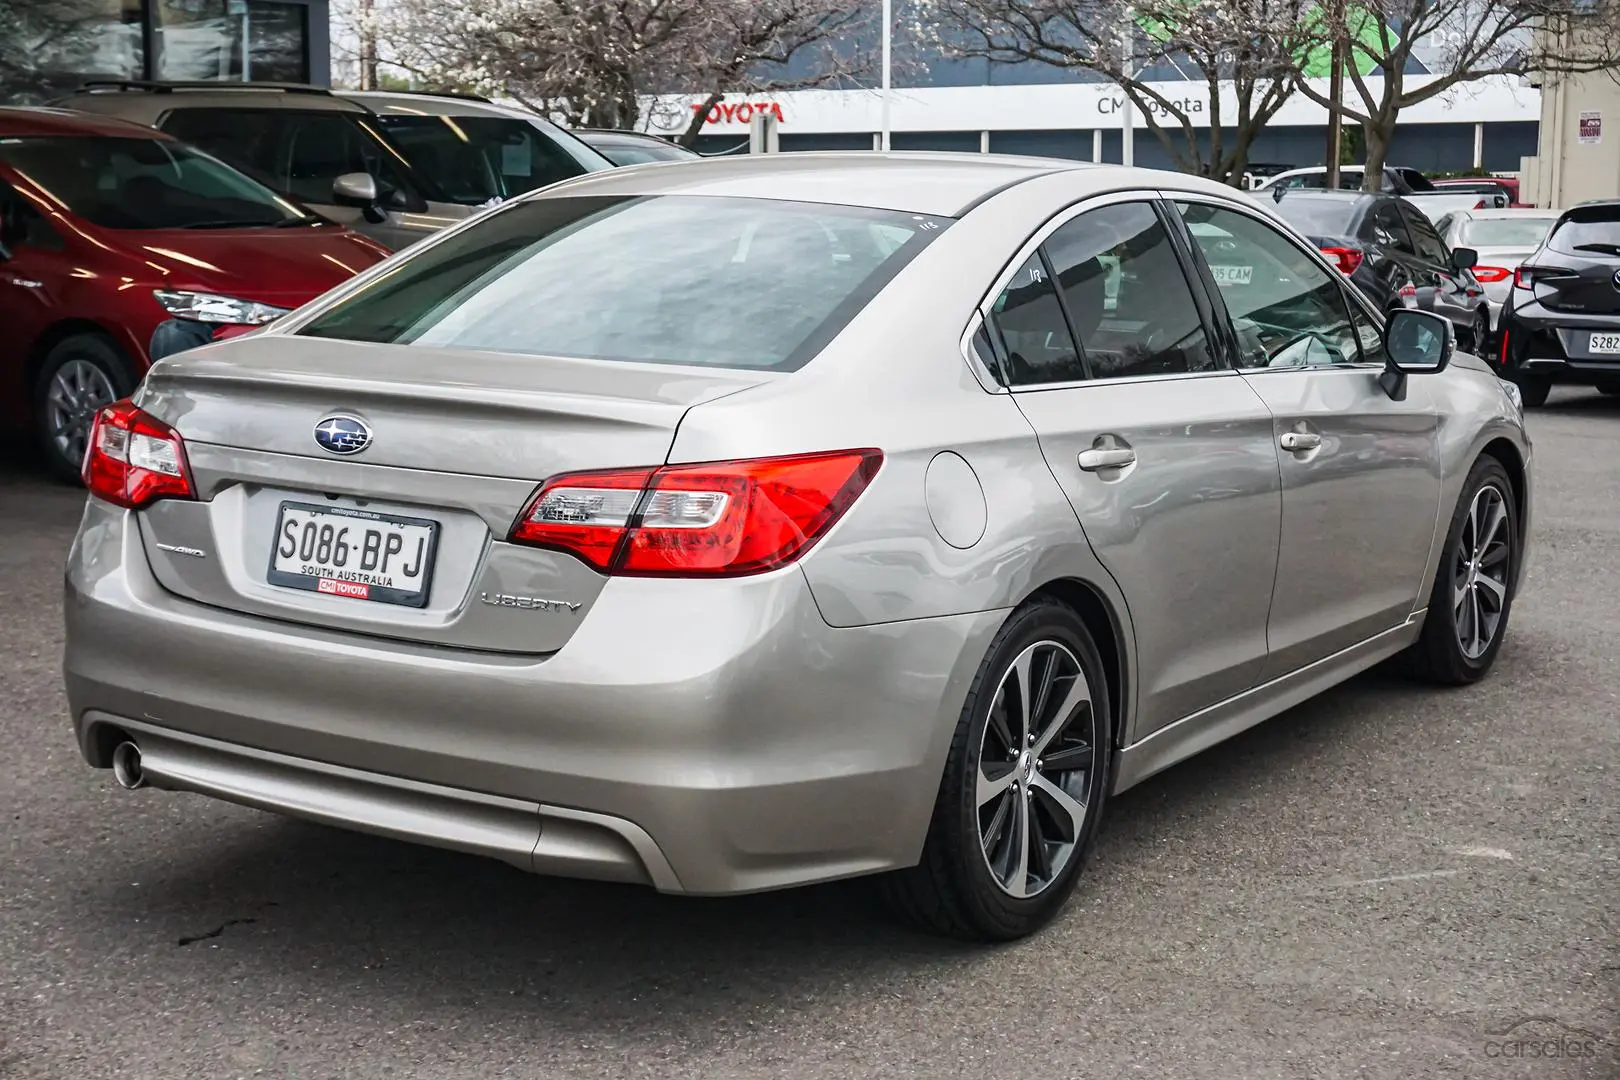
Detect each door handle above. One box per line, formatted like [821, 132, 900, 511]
[1279, 432, 1321, 452]
[1078, 447, 1137, 471]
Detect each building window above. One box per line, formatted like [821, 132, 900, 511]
[1, 0, 144, 103]
[155, 0, 308, 82]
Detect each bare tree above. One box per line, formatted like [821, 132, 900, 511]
[920, 0, 1321, 183]
[388, 0, 872, 137]
[657, 0, 877, 146]
[1298, 0, 1620, 189]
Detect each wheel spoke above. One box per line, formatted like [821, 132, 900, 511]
[1032, 674, 1089, 756]
[999, 789, 1031, 897]
[1465, 494, 1481, 553]
[1468, 589, 1486, 655]
[1026, 803, 1053, 882]
[1040, 741, 1092, 774]
[1030, 773, 1087, 845]
[985, 686, 1015, 756]
[1479, 492, 1508, 553]
[1475, 573, 1507, 609]
[1010, 647, 1034, 747]
[1480, 541, 1510, 570]
[977, 761, 1019, 808]
[981, 789, 1013, 855]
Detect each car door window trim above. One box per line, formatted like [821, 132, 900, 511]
[971, 188, 1232, 391]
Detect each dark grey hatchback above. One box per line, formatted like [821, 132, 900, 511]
[1500, 200, 1620, 405]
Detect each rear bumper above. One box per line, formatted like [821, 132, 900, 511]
[1503, 305, 1620, 384]
[65, 499, 1004, 894]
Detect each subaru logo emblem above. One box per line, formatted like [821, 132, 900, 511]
[313, 414, 372, 455]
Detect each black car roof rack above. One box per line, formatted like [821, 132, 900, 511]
[75, 79, 333, 96]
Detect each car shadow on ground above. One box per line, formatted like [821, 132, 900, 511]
[80, 662, 1439, 1035]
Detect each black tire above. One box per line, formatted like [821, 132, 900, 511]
[32, 334, 136, 484]
[1397, 456, 1519, 685]
[1514, 373, 1551, 408]
[880, 600, 1113, 941]
[1597, 381, 1620, 397]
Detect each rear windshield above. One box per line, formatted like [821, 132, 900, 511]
[1459, 217, 1555, 247]
[1270, 197, 1358, 236]
[298, 194, 948, 371]
[1547, 207, 1620, 255]
[0, 135, 306, 229]
[1394, 168, 1436, 192]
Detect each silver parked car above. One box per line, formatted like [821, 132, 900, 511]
[63, 154, 1533, 941]
[1432, 208, 1559, 339]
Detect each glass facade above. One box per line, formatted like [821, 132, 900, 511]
[0, 0, 323, 104]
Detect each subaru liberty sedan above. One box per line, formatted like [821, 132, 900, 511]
[64, 154, 1532, 941]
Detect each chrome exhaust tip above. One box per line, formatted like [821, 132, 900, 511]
[111, 740, 145, 790]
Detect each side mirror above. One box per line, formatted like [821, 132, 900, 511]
[1379, 308, 1454, 400]
[332, 172, 385, 218]
[1451, 245, 1479, 271]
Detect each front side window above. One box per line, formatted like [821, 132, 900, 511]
[298, 194, 946, 371]
[372, 115, 605, 206]
[160, 108, 417, 208]
[0, 136, 305, 229]
[0, 180, 64, 250]
[1046, 202, 1216, 379]
[1177, 203, 1362, 369]
[1402, 207, 1452, 266]
[1366, 201, 1414, 254]
[987, 253, 1086, 385]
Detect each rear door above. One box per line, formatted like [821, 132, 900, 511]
[988, 193, 1283, 736]
[1173, 197, 1443, 677]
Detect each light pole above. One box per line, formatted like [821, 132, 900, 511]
[1120, 7, 1134, 167]
[880, 0, 893, 151]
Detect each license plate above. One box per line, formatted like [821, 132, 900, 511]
[1589, 332, 1620, 354]
[267, 502, 439, 608]
[1210, 264, 1254, 285]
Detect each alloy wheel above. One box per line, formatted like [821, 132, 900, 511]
[976, 640, 1097, 899]
[1453, 483, 1512, 660]
[45, 359, 117, 468]
[1472, 311, 1490, 355]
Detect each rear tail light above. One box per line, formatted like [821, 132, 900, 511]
[1472, 265, 1512, 283]
[1319, 246, 1364, 275]
[511, 449, 884, 577]
[82, 401, 196, 509]
[1513, 265, 1534, 289]
[1474, 199, 1489, 210]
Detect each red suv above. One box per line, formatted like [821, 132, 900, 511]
[0, 107, 389, 480]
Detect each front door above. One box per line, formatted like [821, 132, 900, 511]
[987, 196, 1283, 737]
[1174, 199, 1444, 679]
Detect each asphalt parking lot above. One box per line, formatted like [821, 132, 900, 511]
[1, 390, 1615, 1080]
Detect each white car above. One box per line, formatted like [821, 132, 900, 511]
[1433, 209, 1560, 335]
[1255, 166, 1509, 221]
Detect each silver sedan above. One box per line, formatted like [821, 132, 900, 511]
[63, 153, 1533, 941]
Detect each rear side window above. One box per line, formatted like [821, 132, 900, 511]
[160, 108, 419, 208]
[1044, 202, 1216, 379]
[1366, 200, 1414, 253]
[988, 253, 1086, 385]
[298, 194, 948, 371]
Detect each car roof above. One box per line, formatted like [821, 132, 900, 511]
[54, 82, 366, 123]
[523, 151, 1251, 217]
[0, 106, 174, 139]
[338, 90, 541, 121]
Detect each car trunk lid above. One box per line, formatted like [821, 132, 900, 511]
[130, 335, 770, 654]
